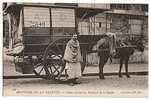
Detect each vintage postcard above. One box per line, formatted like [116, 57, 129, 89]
[2, 1, 148, 97]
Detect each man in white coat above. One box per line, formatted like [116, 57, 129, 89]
[63, 34, 82, 86]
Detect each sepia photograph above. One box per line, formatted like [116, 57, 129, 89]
[2, 2, 148, 97]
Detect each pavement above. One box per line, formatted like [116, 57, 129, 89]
[3, 75, 148, 97]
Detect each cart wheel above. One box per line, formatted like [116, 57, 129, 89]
[33, 52, 65, 80]
[33, 39, 68, 81]
[44, 49, 66, 80]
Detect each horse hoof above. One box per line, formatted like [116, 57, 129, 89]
[99, 76, 105, 79]
[126, 75, 130, 78]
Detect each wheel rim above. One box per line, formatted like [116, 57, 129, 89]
[33, 53, 65, 80]
[33, 39, 68, 80]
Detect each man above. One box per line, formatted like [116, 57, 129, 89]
[63, 34, 82, 86]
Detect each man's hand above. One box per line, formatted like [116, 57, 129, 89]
[72, 59, 77, 63]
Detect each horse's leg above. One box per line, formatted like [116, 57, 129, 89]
[99, 54, 109, 79]
[81, 52, 86, 73]
[125, 57, 130, 78]
[119, 57, 123, 78]
[99, 60, 105, 79]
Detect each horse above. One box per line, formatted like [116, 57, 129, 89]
[96, 33, 144, 79]
[116, 39, 144, 78]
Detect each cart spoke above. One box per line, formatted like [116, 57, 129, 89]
[51, 64, 61, 74]
[47, 64, 53, 73]
[43, 66, 51, 76]
[38, 67, 44, 75]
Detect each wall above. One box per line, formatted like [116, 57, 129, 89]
[78, 13, 110, 35]
[78, 4, 110, 9]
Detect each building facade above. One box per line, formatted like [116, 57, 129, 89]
[77, 4, 148, 64]
[78, 4, 148, 39]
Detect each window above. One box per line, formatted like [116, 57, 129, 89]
[141, 4, 148, 12]
[111, 4, 131, 10]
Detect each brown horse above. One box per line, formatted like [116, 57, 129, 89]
[97, 33, 144, 79]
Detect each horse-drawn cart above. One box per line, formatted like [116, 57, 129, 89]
[4, 3, 145, 80]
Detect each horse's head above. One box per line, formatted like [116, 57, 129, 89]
[135, 40, 145, 52]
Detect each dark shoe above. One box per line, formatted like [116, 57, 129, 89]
[73, 81, 81, 84]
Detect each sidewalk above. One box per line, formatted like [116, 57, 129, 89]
[83, 64, 148, 74]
